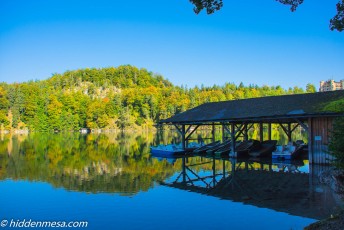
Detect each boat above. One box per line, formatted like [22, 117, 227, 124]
[272, 142, 305, 160]
[214, 145, 231, 156]
[272, 158, 305, 172]
[150, 144, 185, 156]
[150, 142, 203, 156]
[214, 141, 242, 156]
[185, 142, 204, 152]
[206, 140, 231, 155]
[248, 140, 277, 157]
[151, 155, 184, 165]
[193, 141, 221, 154]
[230, 140, 260, 158]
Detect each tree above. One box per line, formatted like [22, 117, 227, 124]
[331, 0, 344, 31]
[189, 0, 344, 32]
[324, 99, 344, 168]
[306, 83, 317, 93]
[189, 0, 223, 14]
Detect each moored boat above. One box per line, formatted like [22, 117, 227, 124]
[230, 140, 260, 158]
[206, 140, 231, 155]
[248, 140, 277, 157]
[272, 142, 305, 160]
[193, 141, 221, 154]
[214, 141, 242, 156]
[150, 144, 185, 156]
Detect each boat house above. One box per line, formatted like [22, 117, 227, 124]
[159, 90, 344, 164]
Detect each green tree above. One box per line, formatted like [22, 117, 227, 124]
[329, 117, 344, 168]
[189, 0, 344, 31]
[1, 65, 314, 131]
[306, 83, 317, 93]
[324, 99, 344, 168]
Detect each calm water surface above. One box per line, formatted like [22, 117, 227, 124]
[0, 131, 342, 230]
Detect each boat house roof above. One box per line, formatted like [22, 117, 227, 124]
[160, 90, 344, 124]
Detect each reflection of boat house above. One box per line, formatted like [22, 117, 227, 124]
[159, 91, 344, 164]
[161, 156, 341, 220]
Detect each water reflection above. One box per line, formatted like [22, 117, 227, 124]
[161, 155, 343, 220]
[0, 131, 342, 222]
[0, 131, 176, 195]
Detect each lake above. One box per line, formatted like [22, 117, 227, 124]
[0, 131, 342, 230]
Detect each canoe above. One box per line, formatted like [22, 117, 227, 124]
[230, 140, 260, 158]
[214, 141, 242, 156]
[206, 140, 231, 154]
[150, 144, 185, 156]
[185, 142, 204, 152]
[248, 140, 277, 157]
[193, 141, 221, 154]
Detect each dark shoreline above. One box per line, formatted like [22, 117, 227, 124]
[305, 211, 344, 230]
[305, 169, 344, 230]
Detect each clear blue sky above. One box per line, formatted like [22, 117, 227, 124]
[0, 0, 343, 89]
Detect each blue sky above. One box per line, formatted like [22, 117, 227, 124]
[0, 0, 343, 89]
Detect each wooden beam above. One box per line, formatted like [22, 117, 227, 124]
[174, 125, 182, 135]
[230, 123, 236, 155]
[182, 125, 186, 150]
[223, 124, 231, 135]
[185, 125, 200, 140]
[259, 122, 264, 142]
[290, 123, 300, 133]
[278, 122, 289, 136]
[212, 123, 215, 143]
[247, 123, 254, 130]
[268, 123, 272, 140]
[294, 118, 309, 132]
[287, 123, 292, 142]
[308, 118, 313, 164]
[244, 123, 249, 141]
[185, 125, 192, 134]
[235, 123, 246, 140]
[222, 123, 226, 142]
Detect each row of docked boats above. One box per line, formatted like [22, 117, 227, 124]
[151, 139, 307, 160]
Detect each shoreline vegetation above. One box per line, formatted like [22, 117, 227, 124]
[0, 65, 317, 133]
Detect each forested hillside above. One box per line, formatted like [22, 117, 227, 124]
[0, 65, 315, 132]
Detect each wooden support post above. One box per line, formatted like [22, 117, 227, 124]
[222, 123, 226, 142]
[268, 123, 271, 140]
[212, 157, 216, 187]
[182, 157, 186, 183]
[244, 123, 248, 141]
[287, 123, 292, 143]
[308, 118, 313, 164]
[182, 125, 186, 150]
[230, 123, 236, 157]
[212, 123, 215, 143]
[222, 159, 226, 179]
[259, 122, 264, 142]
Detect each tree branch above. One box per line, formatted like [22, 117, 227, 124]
[330, 0, 344, 31]
[189, 0, 343, 32]
[189, 0, 223, 14]
[275, 0, 304, 12]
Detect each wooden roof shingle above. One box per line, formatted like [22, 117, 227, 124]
[161, 90, 344, 124]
